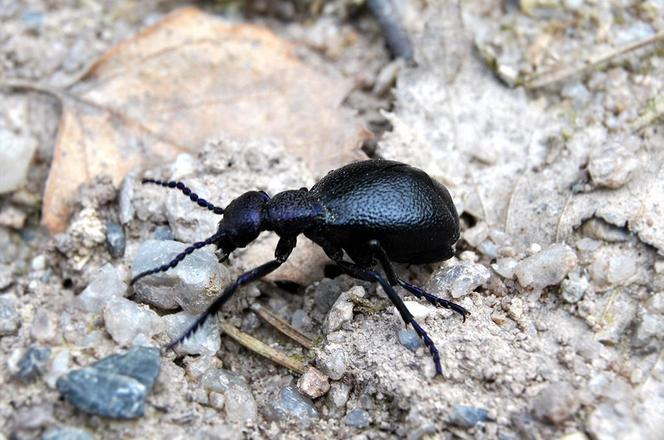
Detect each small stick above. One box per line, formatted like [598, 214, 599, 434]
[250, 303, 314, 350]
[218, 320, 306, 374]
[627, 93, 664, 132]
[525, 30, 664, 89]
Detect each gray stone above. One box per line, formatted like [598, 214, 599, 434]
[0, 264, 13, 289]
[163, 311, 220, 356]
[56, 347, 160, 419]
[345, 408, 370, 428]
[131, 240, 230, 312]
[118, 173, 135, 225]
[491, 257, 518, 280]
[43, 426, 94, 440]
[327, 382, 351, 417]
[398, 329, 421, 352]
[201, 369, 257, 422]
[532, 382, 580, 425]
[103, 297, 163, 346]
[297, 367, 330, 399]
[105, 222, 126, 258]
[428, 260, 490, 299]
[291, 309, 313, 332]
[16, 345, 50, 383]
[449, 405, 489, 428]
[152, 226, 174, 241]
[463, 222, 489, 247]
[588, 139, 639, 189]
[0, 293, 20, 336]
[0, 126, 37, 194]
[515, 244, 577, 290]
[595, 290, 637, 345]
[30, 309, 58, 343]
[76, 264, 127, 313]
[317, 348, 347, 380]
[325, 286, 364, 333]
[560, 270, 590, 304]
[267, 385, 319, 426]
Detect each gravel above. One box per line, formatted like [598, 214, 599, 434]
[296, 367, 330, 399]
[43, 426, 95, 440]
[131, 240, 230, 312]
[75, 263, 127, 313]
[317, 347, 348, 381]
[398, 328, 421, 352]
[514, 244, 578, 290]
[0, 293, 20, 336]
[428, 259, 491, 298]
[163, 311, 220, 356]
[15, 345, 50, 383]
[201, 368, 258, 422]
[344, 408, 370, 428]
[267, 385, 319, 426]
[56, 347, 160, 419]
[103, 297, 163, 346]
[531, 382, 580, 425]
[449, 405, 489, 428]
[105, 222, 126, 258]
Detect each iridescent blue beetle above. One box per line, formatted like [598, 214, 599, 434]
[132, 160, 469, 375]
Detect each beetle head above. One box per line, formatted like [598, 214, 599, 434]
[216, 190, 270, 253]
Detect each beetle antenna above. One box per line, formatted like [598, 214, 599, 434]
[130, 231, 225, 285]
[142, 178, 224, 215]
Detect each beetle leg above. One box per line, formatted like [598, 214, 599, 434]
[334, 259, 443, 375]
[368, 240, 470, 321]
[165, 236, 296, 351]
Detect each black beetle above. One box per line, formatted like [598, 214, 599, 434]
[132, 159, 469, 375]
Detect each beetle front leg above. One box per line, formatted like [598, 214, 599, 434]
[367, 240, 470, 321]
[334, 259, 444, 376]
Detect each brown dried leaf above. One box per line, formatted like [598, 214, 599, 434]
[43, 7, 367, 232]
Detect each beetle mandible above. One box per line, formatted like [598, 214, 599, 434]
[132, 159, 469, 375]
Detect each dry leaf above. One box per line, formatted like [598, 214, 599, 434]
[43, 7, 367, 232]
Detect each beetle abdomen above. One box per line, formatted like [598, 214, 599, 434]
[310, 160, 459, 264]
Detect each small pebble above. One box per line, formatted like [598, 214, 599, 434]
[76, 263, 127, 313]
[291, 309, 313, 332]
[16, 345, 50, 382]
[103, 297, 163, 346]
[0, 264, 13, 289]
[463, 222, 489, 247]
[30, 309, 58, 343]
[449, 405, 489, 428]
[345, 408, 371, 428]
[398, 329, 421, 352]
[152, 225, 174, 241]
[595, 290, 637, 344]
[105, 222, 126, 258]
[325, 286, 363, 333]
[515, 244, 577, 290]
[297, 367, 330, 399]
[31, 255, 47, 271]
[56, 347, 160, 419]
[267, 385, 319, 426]
[131, 240, 230, 312]
[588, 139, 639, 189]
[532, 382, 579, 425]
[45, 349, 70, 388]
[317, 348, 347, 380]
[560, 270, 590, 304]
[327, 382, 351, 417]
[491, 258, 518, 280]
[43, 426, 94, 440]
[201, 368, 257, 422]
[428, 260, 490, 299]
[0, 294, 20, 336]
[163, 311, 220, 355]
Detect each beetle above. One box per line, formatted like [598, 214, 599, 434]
[132, 159, 469, 375]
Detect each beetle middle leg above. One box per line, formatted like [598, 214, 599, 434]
[368, 240, 470, 321]
[334, 259, 444, 375]
[166, 236, 296, 351]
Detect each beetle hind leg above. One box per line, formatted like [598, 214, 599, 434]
[334, 260, 443, 375]
[367, 240, 470, 321]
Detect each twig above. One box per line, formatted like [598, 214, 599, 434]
[525, 30, 664, 89]
[250, 303, 314, 350]
[0, 79, 65, 100]
[627, 93, 664, 133]
[218, 320, 306, 374]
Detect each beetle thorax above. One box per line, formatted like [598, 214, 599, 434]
[265, 189, 323, 236]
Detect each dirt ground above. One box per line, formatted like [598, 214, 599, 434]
[1, 1, 663, 439]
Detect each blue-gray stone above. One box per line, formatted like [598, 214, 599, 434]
[398, 329, 421, 352]
[42, 426, 94, 440]
[16, 345, 50, 382]
[152, 226, 174, 241]
[345, 408, 370, 428]
[92, 346, 160, 390]
[56, 346, 160, 419]
[105, 222, 126, 258]
[449, 405, 489, 428]
[267, 386, 319, 426]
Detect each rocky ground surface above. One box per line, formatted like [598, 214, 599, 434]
[1, 1, 663, 439]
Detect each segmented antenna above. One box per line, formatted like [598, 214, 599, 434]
[142, 178, 224, 215]
[130, 231, 223, 285]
